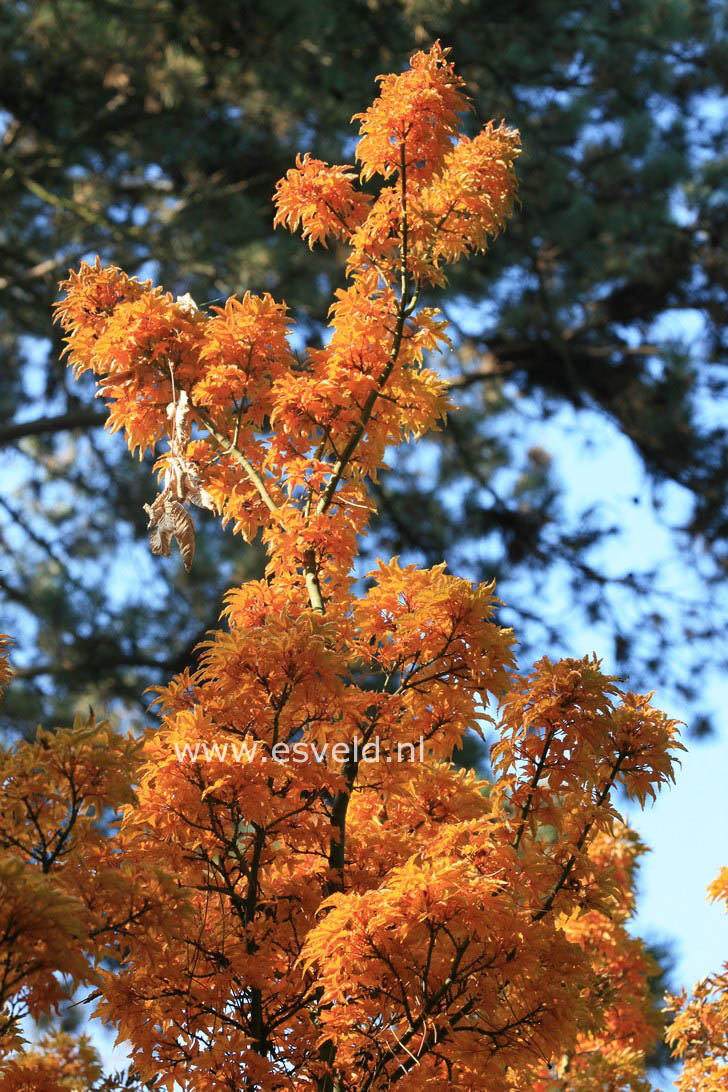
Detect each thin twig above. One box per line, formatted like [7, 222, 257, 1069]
[315, 143, 412, 518]
[191, 404, 279, 515]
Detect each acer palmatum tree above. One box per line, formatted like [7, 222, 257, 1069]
[0, 46, 683, 1091]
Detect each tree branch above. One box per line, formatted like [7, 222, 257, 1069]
[315, 144, 412, 519]
[303, 547, 325, 615]
[533, 750, 626, 921]
[0, 409, 107, 446]
[513, 726, 556, 852]
[190, 403, 279, 515]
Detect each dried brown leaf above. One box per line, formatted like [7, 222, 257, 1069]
[144, 488, 197, 571]
[167, 496, 196, 572]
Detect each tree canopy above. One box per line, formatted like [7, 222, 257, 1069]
[0, 47, 687, 1085]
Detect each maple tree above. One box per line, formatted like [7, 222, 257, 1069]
[0, 45, 687, 1090]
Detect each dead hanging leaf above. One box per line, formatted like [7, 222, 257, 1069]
[164, 389, 216, 511]
[144, 489, 196, 572]
[169, 458, 216, 511]
[168, 388, 192, 448]
[167, 497, 196, 572]
[143, 382, 218, 572]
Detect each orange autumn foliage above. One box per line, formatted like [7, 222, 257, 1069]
[665, 868, 728, 1090]
[1, 44, 687, 1092]
[0, 1030, 104, 1091]
[0, 695, 168, 1061]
